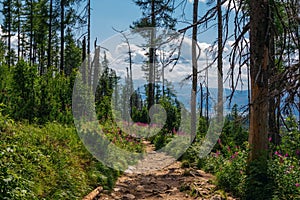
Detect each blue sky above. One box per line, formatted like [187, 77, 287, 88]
[90, 0, 219, 44]
[90, 0, 141, 42]
[0, 0, 224, 44]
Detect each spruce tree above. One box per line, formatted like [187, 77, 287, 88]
[132, 0, 176, 114]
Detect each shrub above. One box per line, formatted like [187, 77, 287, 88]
[216, 149, 247, 198]
[268, 154, 300, 199]
[0, 118, 119, 199]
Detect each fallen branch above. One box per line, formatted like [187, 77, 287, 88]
[82, 186, 103, 200]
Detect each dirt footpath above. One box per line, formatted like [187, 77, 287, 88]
[87, 141, 237, 200]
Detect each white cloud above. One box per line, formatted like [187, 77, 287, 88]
[99, 28, 248, 90]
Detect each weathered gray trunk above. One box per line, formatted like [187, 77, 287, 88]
[191, 0, 199, 140]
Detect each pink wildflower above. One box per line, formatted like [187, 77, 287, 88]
[136, 122, 148, 127]
[284, 153, 289, 157]
[173, 128, 176, 134]
[296, 183, 300, 187]
[215, 151, 221, 157]
[227, 146, 231, 152]
[231, 152, 238, 159]
[275, 151, 282, 157]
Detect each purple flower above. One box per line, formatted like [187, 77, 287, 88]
[268, 137, 272, 142]
[296, 183, 300, 187]
[215, 151, 221, 157]
[231, 152, 238, 159]
[275, 151, 282, 157]
[284, 153, 289, 157]
[227, 146, 231, 152]
[296, 150, 300, 155]
[136, 122, 148, 127]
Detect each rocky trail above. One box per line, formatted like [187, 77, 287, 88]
[84, 141, 237, 200]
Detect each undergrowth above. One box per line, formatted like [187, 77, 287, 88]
[0, 115, 120, 199]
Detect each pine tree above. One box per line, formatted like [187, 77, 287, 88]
[132, 0, 176, 113]
[64, 27, 81, 76]
[1, 0, 13, 67]
[95, 52, 119, 121]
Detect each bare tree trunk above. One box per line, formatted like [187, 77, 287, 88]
[268, 8, 280, 145]
[82, 36, 87, 84]
[247, 0, 270, 197]
[199, 82, 203, 117]
[93, 46, 100, 92]
[17, 0, 21, 61]
[7, 0, 11, 67]
[248, 0, 270, 162]
[29, 0, 33, 65]
[148, 0, 155, 113]
[191, 0, 199, 140]
[162, 62, 165, 96]
[87, 0, 91, 86]
[47, 0, 53, 68]
[206, 54, 209, 127]
[60, 0, 65, 74]
[217, 0, 223, 121]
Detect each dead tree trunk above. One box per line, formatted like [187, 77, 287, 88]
[191, 0, 199, 140]
[247, 0, 271, 198]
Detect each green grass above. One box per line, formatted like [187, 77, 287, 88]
[0, 120, 120, 200]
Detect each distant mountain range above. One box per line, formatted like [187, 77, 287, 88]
[129, 79, 250, 114]
[129, 81, 299, 120]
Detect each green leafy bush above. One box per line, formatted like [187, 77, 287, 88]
[0, 117, 119, 199]
[268, 154, 300, 199]
[216, 149, 247, 198]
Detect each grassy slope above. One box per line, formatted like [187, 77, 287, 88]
[0, 120, 119, 200]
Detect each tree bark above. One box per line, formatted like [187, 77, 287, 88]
[191, 0, 199, 140]
[246, 2, 271, 197]
[47, 0, 53, 68]
[17, 0, 21, 61]
[29, 0, 33, 65]
[217, 0, 223, 121]
[60, 0, 65, 74]
[82, 36, 86, 84]
[248, 0, 270, 162]
[148, 0, 156, 113]
[87, 0, 91, 86]
[8, 0, 11, 67]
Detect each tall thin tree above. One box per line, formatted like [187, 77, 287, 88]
[60, 0, 65, 74]
[217, 0, 223, 120]
[191, 0, 199, 140]
[47, 0, 53, 68]
[247, 0, 270, 197]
